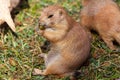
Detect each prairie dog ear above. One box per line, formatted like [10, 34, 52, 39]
[57, 9, 64, 16]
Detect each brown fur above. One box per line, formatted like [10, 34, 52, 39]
[33, 5, 90, 78]
[80, 0, 120, 50]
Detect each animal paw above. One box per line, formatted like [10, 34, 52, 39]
[32, 68, 44, 75]
[38, 53, 46, 58]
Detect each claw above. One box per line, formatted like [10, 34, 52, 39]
[32, 68, 44, 75]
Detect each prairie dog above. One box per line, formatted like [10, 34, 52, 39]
[80, 0, 120, 50]
[33, 5, 90, 78]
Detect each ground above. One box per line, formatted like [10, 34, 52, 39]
[0, 0, 120, 80]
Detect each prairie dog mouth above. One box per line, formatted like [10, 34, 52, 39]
[38, 23, 52, 30]
[39, 22, 52, 28]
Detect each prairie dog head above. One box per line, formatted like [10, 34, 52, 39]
[39, 5, 69, 30]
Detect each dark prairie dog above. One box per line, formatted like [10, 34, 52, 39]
[80, 0, 120, 50]
[33, 5, 90, 78]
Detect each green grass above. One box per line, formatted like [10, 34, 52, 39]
[0, 0, 120, 80]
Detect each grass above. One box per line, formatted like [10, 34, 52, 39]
[0, 0, 120, 80]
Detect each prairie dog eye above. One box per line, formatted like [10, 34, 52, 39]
[48, 14, 53, 18]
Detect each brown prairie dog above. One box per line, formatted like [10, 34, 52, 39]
[80, 0, 120, 50]
[33, 5, 91, 78]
